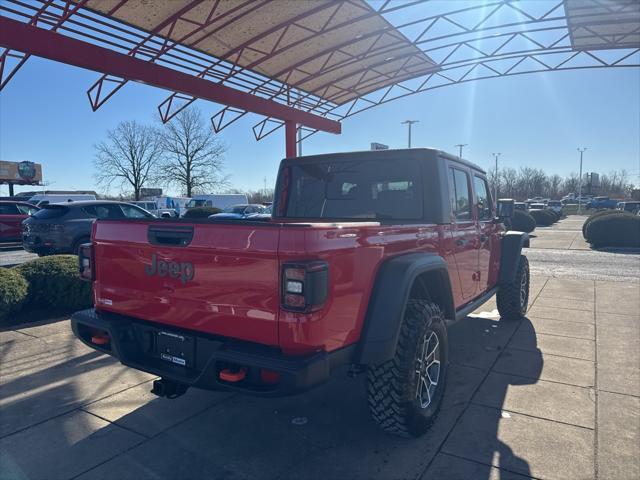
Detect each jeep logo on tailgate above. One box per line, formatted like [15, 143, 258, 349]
[145, 254, 194, 284]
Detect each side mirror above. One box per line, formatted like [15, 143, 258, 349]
[496, 199, 515, 228]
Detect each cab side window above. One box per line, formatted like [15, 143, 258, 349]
[448, 168, 472, 221]
[473, 176, 493, 220]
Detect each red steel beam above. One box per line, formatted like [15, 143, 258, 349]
[0, 16, 341, 134]
[284, 120, 297, 158]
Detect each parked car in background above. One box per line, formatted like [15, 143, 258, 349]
[154, 196, 190, 217]
[587, 196, 618, 209]
[617, 201, 640, 214]
[529, 203, 546, 211]
[28, 193, 96, 206]
[209, 204, 269, 219]
[22, 201, 153, 255]
[514, 202, 528, 211]
[183, 194, 248, 216]
[131, 201, 175, 218]
[0, 201, 39, 241]
[547, 200, 563, 215]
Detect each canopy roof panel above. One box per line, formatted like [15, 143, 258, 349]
[565, 0, 640, 50]
[81, 0, 439, 105]
[1, 0, 638, 146]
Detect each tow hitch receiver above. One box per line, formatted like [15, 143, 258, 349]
[151, 378, 188, 399]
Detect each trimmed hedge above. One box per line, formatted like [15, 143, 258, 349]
[14, 255, 92, 311]
[584, 213, 640, 248]
[0, 268, 28, 323]
[529, 209, 556, 227]
[582, 209, 629, 236]
[511, 210, 536, 233]
[183, 207, 222, 218]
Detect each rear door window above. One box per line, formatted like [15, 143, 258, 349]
[120, 204, 153, 218]
[82, 204, 124, 219]
[449, 168, 472, 221]
[280, 158, 423, 220]
[473, 175, 492, 220]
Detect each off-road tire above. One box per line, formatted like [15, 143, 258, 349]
[367, 300, 448, 437]
[72, 236, 90, 256]
[497, 255, 530, 321]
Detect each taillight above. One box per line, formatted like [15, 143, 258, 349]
[281, 261, 328, 312]
[78, 243, 94, 281]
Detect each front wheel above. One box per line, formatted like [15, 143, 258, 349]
[497, 255, 530, 321]
[367, 300, 449, 437]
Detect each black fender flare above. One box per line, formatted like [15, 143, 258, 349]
[355, 253, 454, 365]
[499, 231, 530, 285]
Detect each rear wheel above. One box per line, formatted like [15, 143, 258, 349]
[497, 255, 530, 321]
[72, 236, 90, 256]
[367, 300, 448, 437]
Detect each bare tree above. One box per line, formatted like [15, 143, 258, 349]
[158, 108, 228, 196]
[548, 174, 563, 198]
[94, 121, 162, 200]
[500, 168, 518, 198]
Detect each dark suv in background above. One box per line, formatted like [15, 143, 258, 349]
[23, 201, 153, 255]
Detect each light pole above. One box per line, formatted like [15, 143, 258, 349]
[492, 152, 501, 202]
[455, 144, 468, 159]
[577, 147, 587, 214]
[401, 120, 419, 148]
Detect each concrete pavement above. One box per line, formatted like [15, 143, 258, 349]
[1, 277, 638, 480]
[1, 216, 638, 479]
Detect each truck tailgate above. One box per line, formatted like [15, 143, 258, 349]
[92, 220, 281, 346]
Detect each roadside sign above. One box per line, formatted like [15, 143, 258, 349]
[141, 187, 163, 197]
[371, 142, 389, 151]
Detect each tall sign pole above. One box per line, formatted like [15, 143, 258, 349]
[401, 120, 419, 148]
[577, 147, 587, 214]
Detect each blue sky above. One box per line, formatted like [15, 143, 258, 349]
[1, 55, 638, 196]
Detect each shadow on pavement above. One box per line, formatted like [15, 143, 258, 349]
[0, 316, 543, 480]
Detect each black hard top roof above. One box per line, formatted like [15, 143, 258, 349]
[282, 148, 485, 174]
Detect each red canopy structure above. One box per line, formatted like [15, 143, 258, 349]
[1, 0, 638, 157]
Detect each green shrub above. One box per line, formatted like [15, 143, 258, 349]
[582, 209, 629, 236]
[14, 255, 92, 311]
[511, 210, 536, 233]
[584, 213, 640, 248]
[0, 268, 28, 323]
[183, 207, 222, 218]
[529, 209, 556, 227]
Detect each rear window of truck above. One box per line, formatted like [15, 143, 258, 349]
[278, 158, 423, 220]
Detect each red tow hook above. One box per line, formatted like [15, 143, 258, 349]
[219, 368, 247, 382]
[90, 332, 110, 345]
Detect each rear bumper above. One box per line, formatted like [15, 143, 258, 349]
[22, 234, 69, 254]
[71, 308, 354, 396]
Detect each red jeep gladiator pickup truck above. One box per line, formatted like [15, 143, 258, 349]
[72, 148, 529, 437]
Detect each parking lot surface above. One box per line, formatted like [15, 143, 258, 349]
[1, 216, 638, 480]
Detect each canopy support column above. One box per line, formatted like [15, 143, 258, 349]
[285, 120, 297, 158]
